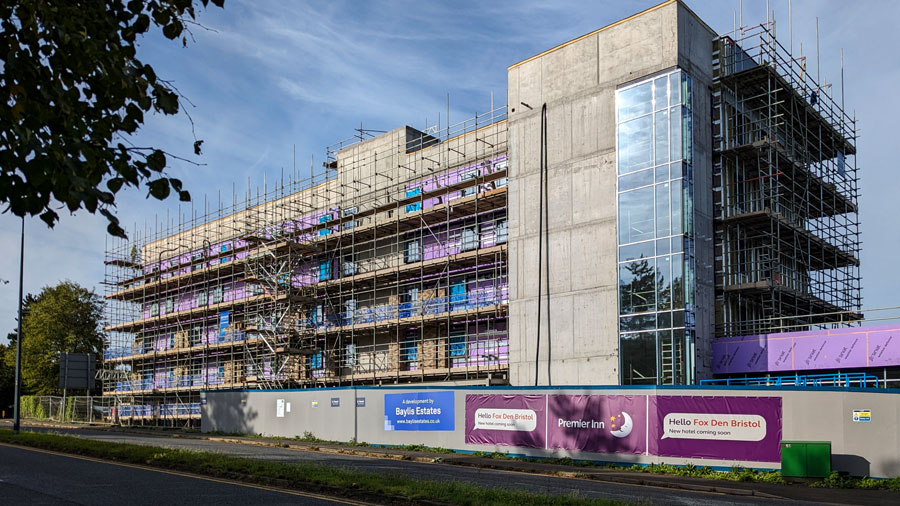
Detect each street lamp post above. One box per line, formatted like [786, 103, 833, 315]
[13, 216, 24, 434]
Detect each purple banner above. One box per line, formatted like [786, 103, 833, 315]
[712, 323, 900, 374]
[649, 396, 782, 462]
[547, 395, 647, 454]
[465, 394, 546, 448]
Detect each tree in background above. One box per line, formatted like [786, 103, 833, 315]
[3, 282, 104, 395]
[1, 0, 224, 237]
[0, 343, 14, 414]
[2, 293, 36, 410]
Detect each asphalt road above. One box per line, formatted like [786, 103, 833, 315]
[9, 426, 836, 506]
[0, 442, 369, 505]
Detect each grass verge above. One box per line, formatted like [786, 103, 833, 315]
[471, 451, 786, 484]
[810, 471, 900, 491]
[202, 430, 900, 490]
[0, 429, 629, 506]
[470, 451, 900, 490]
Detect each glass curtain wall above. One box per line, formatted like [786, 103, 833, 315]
[616, 69, 695, 385]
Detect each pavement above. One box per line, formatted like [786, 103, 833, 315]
[1, 419, 897, 506]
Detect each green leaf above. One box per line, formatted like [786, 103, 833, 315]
[153, 87, 179, 115]
[179, 190, 191, 202]
[107, 177, 125, 193]
[162, 21, 183, 40]
[134, 14, 150, 33]
[0, 0, 223, 237]
[97, 191, 115, 205]
[147, 178, 171, 200]
[142, 64, 157, 83]
[146, 150, 166, 171]
[99, 208, 119, 224]
[39, 209, 59, 228]
[153, 7, 172, 26]
[127, 0, 144, 14]
[107, 222, 127, 238]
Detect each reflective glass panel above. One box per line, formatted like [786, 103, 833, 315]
[659, 330, 674, 384]
[619, 258, 656, 314]
[618, 115, 653, 174]
[671, 253, 684, 309]
[673, 328, 686, 384]
[669, 73, 681, 105]
[670, 106, 682, 161]
[654, 109, 669, 164]
[657, 255, 672, 311]
[671, 180, 683, 236]
[653, 77, 668, 110]
[617, 82, 652, 121]
[657, 311, 672, 328]
[618, 187, 655, 244]
[620, 314, 656, 332]
[621, 332, 657, 385]
[619, 241, 655, 262]
[619, 168, 654, 191]
[656, 183, 671, 238]
[655, 164, 669, 183]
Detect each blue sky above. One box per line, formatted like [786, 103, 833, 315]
[2, 0, 898, 339]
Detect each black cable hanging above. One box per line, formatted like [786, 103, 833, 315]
[543, 104, 551, 386]
[534, 104, 551, 386]
[535, 105, 545, 386]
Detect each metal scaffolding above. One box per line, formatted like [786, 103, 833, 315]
[712, 22, 861, 337]
[101, 107, 509, 425]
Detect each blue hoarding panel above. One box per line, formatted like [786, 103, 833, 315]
[384, 391, 454, 431]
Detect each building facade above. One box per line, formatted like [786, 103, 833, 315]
[102, 1, 863, 423]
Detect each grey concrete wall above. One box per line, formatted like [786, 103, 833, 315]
[202, 389, 358, 442]
[507, 2, 684, 386]
[780, 389, 900, 478]
[203, 385, 900, 478]
[676, 2, 717, 380]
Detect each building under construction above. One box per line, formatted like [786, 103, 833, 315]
[712, 23, 860, 338]
[103, 111, 509, 421]
[101, 1, 868, 424]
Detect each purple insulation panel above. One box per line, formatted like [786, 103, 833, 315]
[203, 328, 218, 345]
[423, 233, 448, 260]
[153, 335, 169, 352]
[712, 323, 900, 374]
[405, 155, 508, 206]
[449, 320, 509, 368]
[225, 283, 248, 302]
[480, 221, 498, 248]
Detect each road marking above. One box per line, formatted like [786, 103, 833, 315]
[0, 442, 374, 505]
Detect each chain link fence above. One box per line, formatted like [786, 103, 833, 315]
[18, 395, 199, 426]
[20, 395, 121, 425]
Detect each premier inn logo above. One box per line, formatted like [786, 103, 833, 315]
[610, 411, 634, 438]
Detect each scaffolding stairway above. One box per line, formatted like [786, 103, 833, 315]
[240, 222, 320, 389]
